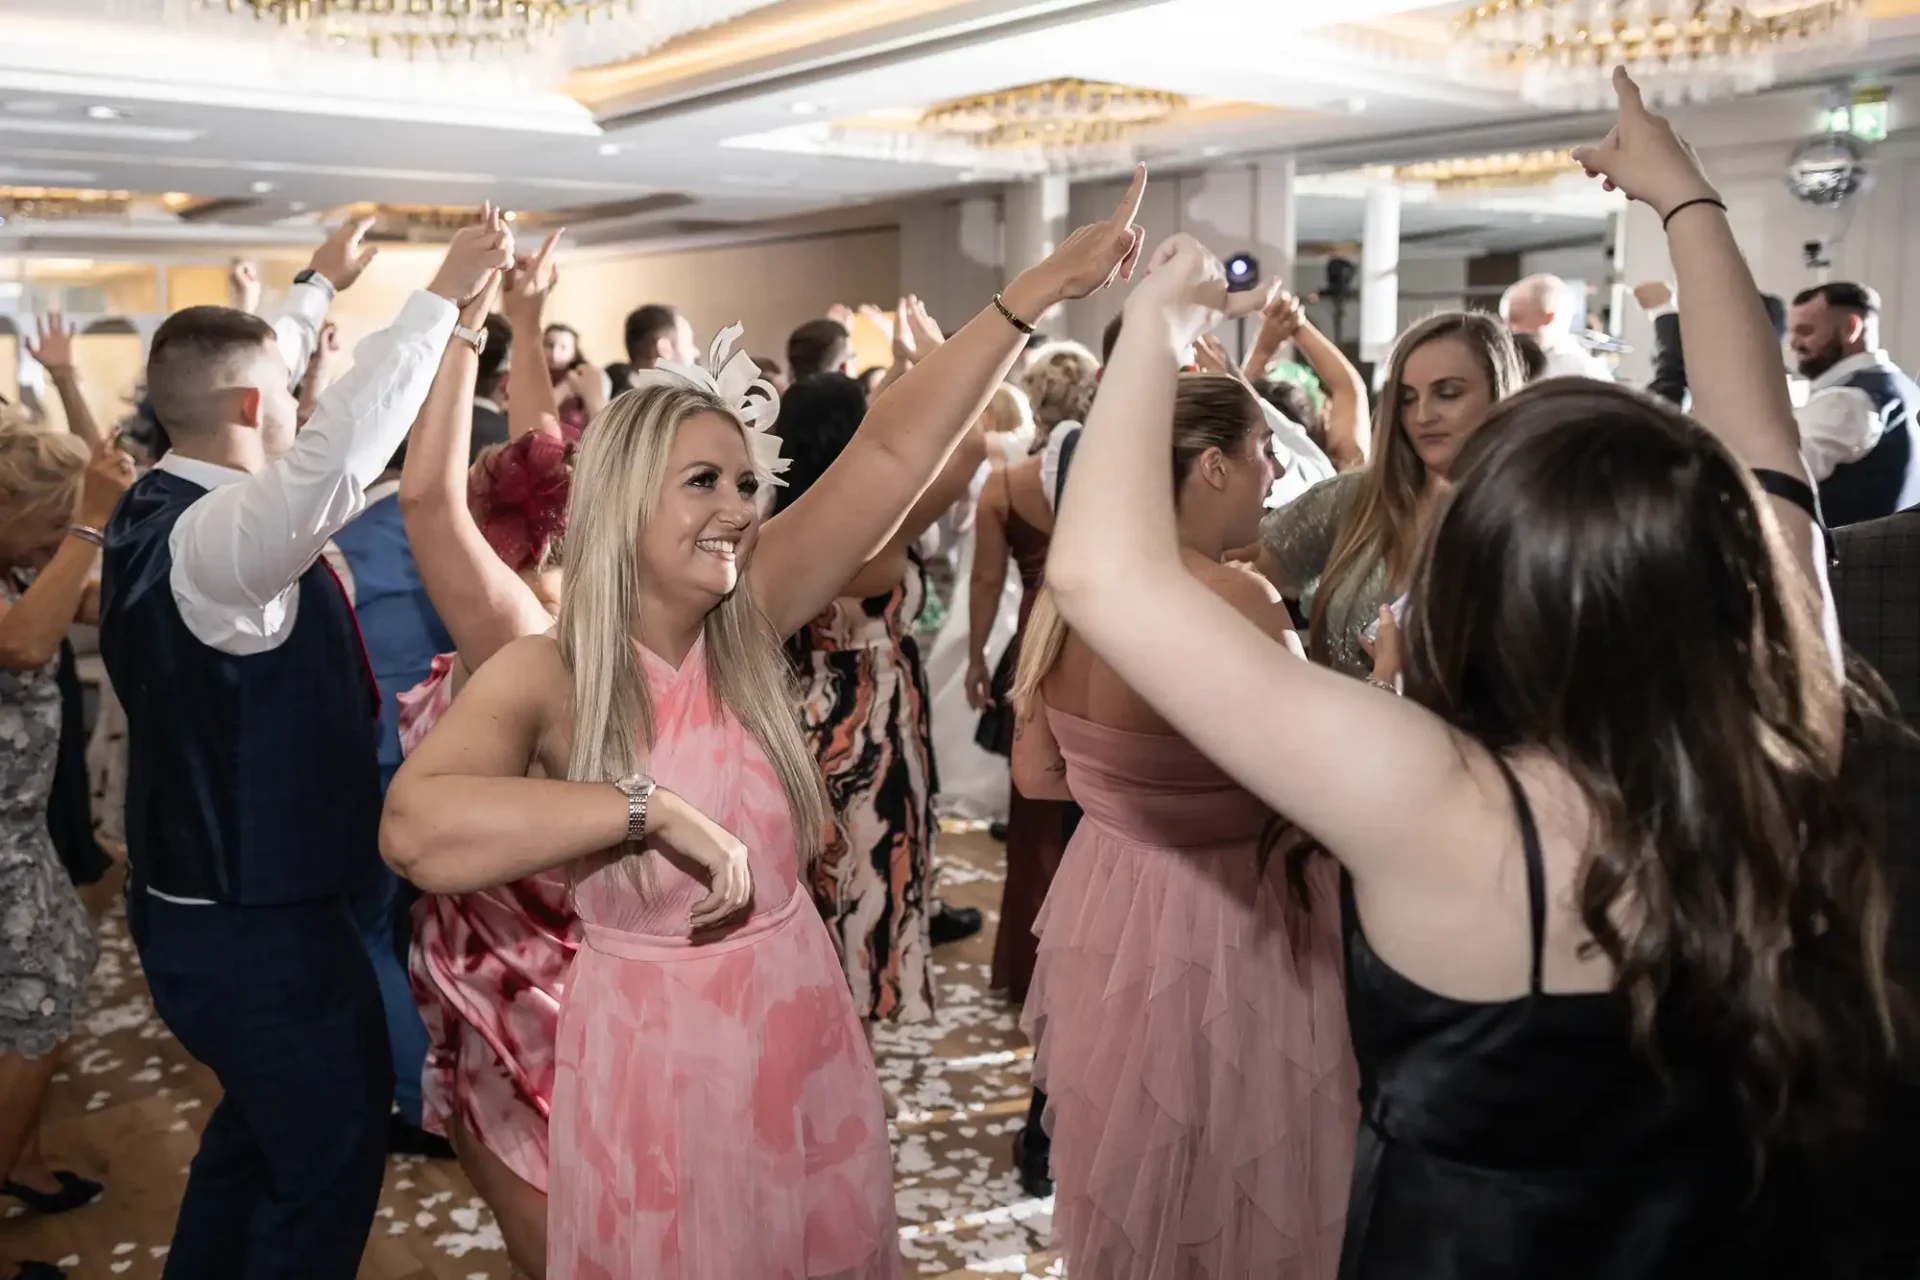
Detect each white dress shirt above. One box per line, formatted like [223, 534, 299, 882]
[271, 280, 333, 392]
[1795, 350, 1899, 483]
[159, 290, 457, 657]
[1536, 332, 1614, 382]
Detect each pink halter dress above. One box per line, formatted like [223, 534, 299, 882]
[547, 636, 900, 1279]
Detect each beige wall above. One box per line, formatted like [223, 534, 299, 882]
[550, 227, 901, 372]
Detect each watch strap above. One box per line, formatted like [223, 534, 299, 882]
[452, 323, 487, 354]
[292, 268, 338, 301]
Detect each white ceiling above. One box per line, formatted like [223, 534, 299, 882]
[1, 0, 1916, 252]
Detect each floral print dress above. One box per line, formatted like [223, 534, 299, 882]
[0, 575, 99, 1058]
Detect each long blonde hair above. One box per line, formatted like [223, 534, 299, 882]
[1308, 311, 1523, 662]
[0, 416, 88, 520]
[557, 385, 831, 886]
[1011, 375, 1261, 719]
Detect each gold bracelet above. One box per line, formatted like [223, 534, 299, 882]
[992, 292, 1038, 337]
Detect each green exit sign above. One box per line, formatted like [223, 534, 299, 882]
[1825, 92, 1890, 142]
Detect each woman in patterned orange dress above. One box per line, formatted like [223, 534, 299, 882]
[779, 371, 984, 1023]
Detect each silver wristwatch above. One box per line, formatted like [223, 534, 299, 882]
[613, 774, 656, 843]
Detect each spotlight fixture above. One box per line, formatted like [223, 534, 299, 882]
[249, 180, 276, 194]
[598, 142, 623, 156]
[86, 105, 126, 120]
[1224, 252, 1260, 293]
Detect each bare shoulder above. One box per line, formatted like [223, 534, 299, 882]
[1191, 556, 1294, 643]
[468, 632, 570, 701]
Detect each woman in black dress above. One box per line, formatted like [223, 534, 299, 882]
[1045, 70, 1895, 1278]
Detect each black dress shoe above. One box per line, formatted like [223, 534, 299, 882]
[989, 821, 1008, 842]
[0, 1170, 101, 1214]
[1011, 1124, 1054, 1199]
[388, 1115, 457, 1161]
[929, 904, 983, 947]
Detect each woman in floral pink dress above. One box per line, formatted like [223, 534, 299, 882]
[381, 180, 1151, 1277]
[392, 229, 579, 1276]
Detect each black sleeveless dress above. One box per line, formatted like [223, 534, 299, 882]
[1337, 756, 1810, 1279]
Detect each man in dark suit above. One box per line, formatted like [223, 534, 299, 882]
[1634, 280, 1787, 407]
[1824, 507, 1920, 1278]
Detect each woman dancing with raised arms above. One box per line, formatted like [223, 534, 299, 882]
[1046, 71, 1891, 1278]
[381, 169, 1149, 1279]
[393, 219, 577, 1277]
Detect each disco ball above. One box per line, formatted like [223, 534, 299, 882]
[1786, 133, 1871, 208]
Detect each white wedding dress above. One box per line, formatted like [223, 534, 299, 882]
[926, 426, 1033, 823]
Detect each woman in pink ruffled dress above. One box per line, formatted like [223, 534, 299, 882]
[381, 182, 1152, 1278]
[1011, 373, 1359, 1279]
[393, 229, 580, 1276]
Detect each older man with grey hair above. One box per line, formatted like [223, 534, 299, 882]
[1500, 273, 1612, 381]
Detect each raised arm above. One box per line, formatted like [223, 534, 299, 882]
[1573, 69, 1824, 600]
[1046, 235, 1465, 877]
[502, 230, 566, 440]
[1292, 323, 1371, 470]
[25, 315, 106, 449]
[750, 166, 1149, 639]
[838, 422, 986, 600]
[271, 219, 377, 391]
[169, 217, 510, 635]
[399, 252, 555, 674]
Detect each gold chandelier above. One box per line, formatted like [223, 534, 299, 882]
[1396, 150, 1579, 190]
[0, 187, 136, 221]
[213, 0, 637, 58]
[921, 79, 1186, 153]
[1452, 0, 1869, 107]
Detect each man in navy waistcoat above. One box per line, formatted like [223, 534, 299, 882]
[98, 219, 511, 1280]
[1788, 282, 1920, 528]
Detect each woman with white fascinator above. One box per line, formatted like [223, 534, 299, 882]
[381, 168, 1151, 1277]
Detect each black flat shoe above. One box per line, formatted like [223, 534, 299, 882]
[388, 1114, 456, 1161]
[930, 904, 983, 947]
[0, 1170, 101, 1214]
[7, 1260, 66, 1279]
[1011, 1124, 1054, 1199]
[989, 821, 1008, 842]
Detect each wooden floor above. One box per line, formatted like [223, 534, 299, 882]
[4, 829, 1059, 1279]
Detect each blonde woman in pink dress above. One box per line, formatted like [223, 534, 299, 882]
[381, 175, 1152, 1278]
[390, 227, 580, 1276]
[1011, 374, 1359, 1279]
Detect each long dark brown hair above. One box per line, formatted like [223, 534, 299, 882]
[1405, 379, 1894, 1153]
[1308, 311, 1524, 662]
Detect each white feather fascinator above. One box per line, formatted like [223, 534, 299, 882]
[629, 323, 789, 486]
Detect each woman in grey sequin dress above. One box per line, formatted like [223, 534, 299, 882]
[0, 418, 128, 1271]
[1260, 312, 1524, 677]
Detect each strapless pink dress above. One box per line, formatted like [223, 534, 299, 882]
[548, 636, 899, 1279]
[1024, 708, 1359, 1280]
[400, 652, 577, 1192]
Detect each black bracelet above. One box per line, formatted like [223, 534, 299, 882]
[1661, 196, 1728, 229]
[992, 292, 1038, 337]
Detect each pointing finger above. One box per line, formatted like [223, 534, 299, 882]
[1110, 163, 1148, 231]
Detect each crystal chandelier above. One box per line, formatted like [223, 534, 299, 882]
[920, 79, 1186, 166]
[212, 0, 631, 58]
[1451, 0, 1869, 108]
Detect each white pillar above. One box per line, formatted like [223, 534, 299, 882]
[1253, 155, 1299, 292]
[1002, 175, 1071, 327]
[1359, 184, 1402, 364]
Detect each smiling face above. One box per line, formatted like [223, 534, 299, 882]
[544, 326, 578, 373]
[1396, 335, 1496, 477]
[636, 409, 763, 604]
